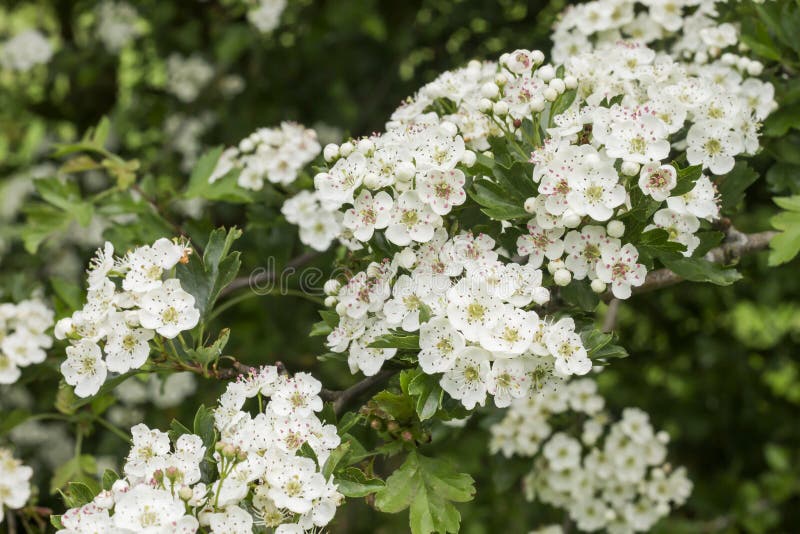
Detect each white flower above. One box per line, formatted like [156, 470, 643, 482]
[416, 168, 467, 215]
[61, 340, 107, 397]
[418, 316, 466, 374]
[543, 433, 582, 471]
[487, 359, 530, 407]
[478, 307, 539, 356]
[385, 191, 442, 246]
[638, 163, 677, 202]
[383, 274, 438, 332]
[208, 505, 253, 534]
[270, 372, 323, 418]
[314, 152, 366, 208]
[445, 280, 502, 343]
[122, 238, 185, 293]
[0, 448, 33, 520]
[544, 318, 592, 376]
[595, 243, 647, 299]
[686, 121, 743, 175]
[112, 485, 198, 532]
[666, 175, 719, 221]
[648, 208, 700, 256]
[516, 222, 565, 268]
[87, 242, 117, 291]
[124, 424, 171, 480]
[104, 319, 154, 373]
[343, 190, 393, 242]
[0, 30, 53, 71]
[563, 225, 619, 280]
[266, 453, 326, 515]
[138, 279, 200, 339]
[603, 114, 670, 164]
[439, 346, 491, 409]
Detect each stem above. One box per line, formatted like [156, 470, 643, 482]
[210, 288, 323, 322]
[95, 417, 133, 445]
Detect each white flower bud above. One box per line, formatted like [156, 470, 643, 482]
[530, 50, 545, 65]
[494, 72, 508, 86]
[564, 75, 578, 89]
[461, 150, 477, 167]
[178, 486, 194, 501]
[591, 279, 607, 293]
[439, 121, 458, 137]
[324, 296, 337, 308]
[363, 172, 381, 189]
[543, 87, 558, 102]
[721, 53, 737, 65]
[239, 138, 255, 153]
[356, 138, 374, 154]
[695, 51, 708, 64]
[524, 197, 537, 214]
[323, 143, 339, 162]
[324, 279, 341, 296]
[607, 220, 625, 238]
[480, 82, 500, 99]
[621, 161, 640, 176]
[657, 430, 670, 444]
[747, 61, 763, 76]
[547, 259, 565, 274]
[93, 490, 114, 509]
[395, 160, 416, 182]
[478, 98, 494, 113]
[537, 64, 555, 82]
[339, 141, 354, 157]
[549, 78, 566, 94]
[54, 317, 73, 340]
[554, 268, 572, 286]
[737, 57, 750, 72]
[335, 302, 346, 315]
[468, 59, 481, 70]
[530, 95, 546, 112]
[492, 101, 509, 116]
[562, 209, 581, 228]
[532, 287, 551, 305]
[396, 248, 417, 269]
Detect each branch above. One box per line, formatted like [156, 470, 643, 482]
[608, 230, 776, 299]
[321, 369, 399, 416]
[220, 252, 320, 298]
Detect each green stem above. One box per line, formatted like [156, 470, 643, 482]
[94, 417, 133, 445]
[208, 288, 324, 322]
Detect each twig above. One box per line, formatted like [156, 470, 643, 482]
[602, 298, 620, 332]
[220, 251, 320, 297]
[605, 230, 776, 300]
[321, 369, 399, 416]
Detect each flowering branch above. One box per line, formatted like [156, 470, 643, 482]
[624, 229, 777, 297]
[321, 369, 399, 416]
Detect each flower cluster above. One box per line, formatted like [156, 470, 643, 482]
[166, 53, 215, 103]
[95, 1, 141, 53]
[0, 298, 54, 384]
[246, 0, 288, 33]
[55, 238, 199, 397]
[0, 448, 33, 525]
[324, 228, 597, 409]
[212, 122, 321, 190]
[0, 30, 53, 72]
[490, 378, 692, 532]
[57, 366, 343, 533]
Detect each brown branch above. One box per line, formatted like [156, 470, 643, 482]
[604, 230, 777, 300]
[602, 298, 620, 332]
[321, 369, 399, 416]
[220, 251, 320, 298]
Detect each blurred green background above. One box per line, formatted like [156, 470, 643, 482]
[1, 0, 798, 532]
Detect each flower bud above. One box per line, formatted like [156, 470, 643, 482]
[439, 121, 458, 137]
[564, 75, 578, 89]
[335, 302, 346, 315]
[524, 197, 537, 214]
[461, 150, 476, 167]
[530, 50, 545, 65]
[549, 78, 566, 94]
[562, 209, 581, 228]
[590, 279, 607, 293]
[530, 95, 545, 112]
[363, 172, 381, 189]
[478, 98, 494, 113]
[547, 259, 565, 275]
[493, 101, 509, 116]
[178, 486, 194, 501]
[543, 87, 558, 102]
[386, 421, 399, 432]
[554, 268, 572, 286]
[324, 279, 341, 296]
[607, 220, 625, 238]
[747, 60, 763, 76]
[370, 419, 382, 430]
[395, 161, 416, 182]
[339, 141, 355, 157]
[324, 296, 337, 308]
[222, 444, 236, 458]
[620, 161, 640, 176]
[396, 248, 417, 269]
[357, 138, 375, 154]
[401, 431, 414, 442]
[239, 138, 255, 152]
[323, 143, 339, 162]
[480, 82, 500, 99]
[494, 72, 508, 87]
[537, 64, 555, 82]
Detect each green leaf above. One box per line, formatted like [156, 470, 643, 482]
[185, 147, 253, 203]
[373, 391, 415, 423]
[468, 179, 529, 221]
[322, 441, 351, 479]
[193, 404, 216, 449]
[559, 279, 599, 312]
[549, 88, 577, 122]
[637, 228, 687, 261]
[51, 455, 98, 494]
[405, 370, 444, 421]
[369, 330, 420, 350]
[661, 257, 742, 285]
[717, 162, 759, 214]
[102, 469, 120, 491]
[769, 195, 800, 266]
[672, 163, 703, 196]
[51, 515, 64, 529]
[581, 329, 628, 360]
[21, 203, 72, 254]
[375, 451, 475, 534]
[185, 328, 230, 365]
[335, 467, 385, 497]
[35, 177, 94, 226]
[169, 419, 194, 443]
[177, 227, 242, 321]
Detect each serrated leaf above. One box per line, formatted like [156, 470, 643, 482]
[336, 467, 385, 497]
[559, 279, 599, 312]
[769, 195, 800, 266]
[169, 419, 193, 444]
[717, 162, 759, 214]
[406, 371, 444, 421]
[375, 451, 475, 534]
[185, 147, 254, 203]
[468, 179, 529, 221]
[661, 257, 742, 285]
[369, 331, 420, 350]
[102, 469, 120, 491]
[193, 404, 216, 449]
[671, 163, 703, 196]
